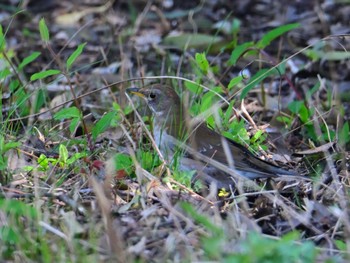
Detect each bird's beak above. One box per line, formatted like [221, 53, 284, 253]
[127, 87, 145, 98]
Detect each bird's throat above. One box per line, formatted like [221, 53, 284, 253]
[152, 109, 187, 157]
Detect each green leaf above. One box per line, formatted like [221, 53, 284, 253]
[185, 81, 202, 94]
[223, 100, 235, 125]
[69, 116, 80, 134]
[54, 107, 81, 120]
[3, 141, 20, 153]
[30, 69, 61, 81]
[288, 100, 304, 114]
[339, 121, 350, 145]
[18, 52, 41, 70]
[0, 68, 11, 81]
[162, 33, 223, 49]
[0, 199, 38, 219]
[66, 152, 87, 165]
[240, 68, 276, 99]
[257, 23, 300, 49]
[228, 41, 254, 66]
[39, 18, 50, 42]
[298, 105, 309, 123]
[228, 75, 243, 90]
[66, 42, 86, 71]
[59, 144, 68, 165]
[288, 101, 310, 123]
[37, 154, 49, 171]
[92, 111, 117, 140]
[113, 153, 133, 175]
[0, 25, 6, 52]
[181, 202, 223, 236]
[195, 52, 209, 74]
[0, 226, 20, 244]
[335, 239, 347, 251]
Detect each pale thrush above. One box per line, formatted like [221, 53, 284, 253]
[129, 84, 297, 189]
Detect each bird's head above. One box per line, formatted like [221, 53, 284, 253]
[128, 84, 182, 118]
[128, 84, 187, 142]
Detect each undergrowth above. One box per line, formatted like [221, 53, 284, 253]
[0, 5, 349, 263]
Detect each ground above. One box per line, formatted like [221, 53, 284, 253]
[0, 0, 350, 262]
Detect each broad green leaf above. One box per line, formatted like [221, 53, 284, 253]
[66, 42, 86, 71]
[39, 18, 50, 42]
[257, 23, 300, 49]
[18, 52, 41, 70]
[228, 41, 254, 66]
[195, 52, 209, 74]
[92, 111, 117, 140]
[54, 106, 81, 120]
[30, 69, 61, 81]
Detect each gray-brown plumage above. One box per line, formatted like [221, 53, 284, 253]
[129, 84, 296, 188]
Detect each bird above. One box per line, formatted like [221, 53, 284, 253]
[128, 84, 297, 189]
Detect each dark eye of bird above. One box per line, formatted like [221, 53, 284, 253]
[149, 93, 156, 99]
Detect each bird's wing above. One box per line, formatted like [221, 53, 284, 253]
[188, 123, 296, 179]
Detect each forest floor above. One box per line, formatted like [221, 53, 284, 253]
[1, 0, 350, 262]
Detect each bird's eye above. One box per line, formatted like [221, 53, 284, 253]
[149, 93, 156, 99]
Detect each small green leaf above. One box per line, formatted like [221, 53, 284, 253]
[334, 239, 347, 251]
[18, 52, 41, 70]
[113, 153, 133, 175]
[185, 81, 202, 94]
[66, 43, 86, 71]
[288, 100, 304, 114]
[339, 121, 350, 145]
[228, 75, 243, 90]
[37, 154, 49, 171]
[0, 68, 11, 81]
[67, 152, 87, 165]
[30, 69, 61, 81]
[228, 41, 254, 66]
[240, 68, 275, 99]
[69, 117, 80, 134]
[92, 111, 117, 140]
[0, 25, 6, 52]
[54, 107, 81, 120]
[59, 144, 68, 164]
[257, 23, 300, 49]
[195, 52, 209, 74]
[39, 18, 50, 42]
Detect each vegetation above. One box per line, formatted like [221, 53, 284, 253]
[0, 1, 349, 262]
